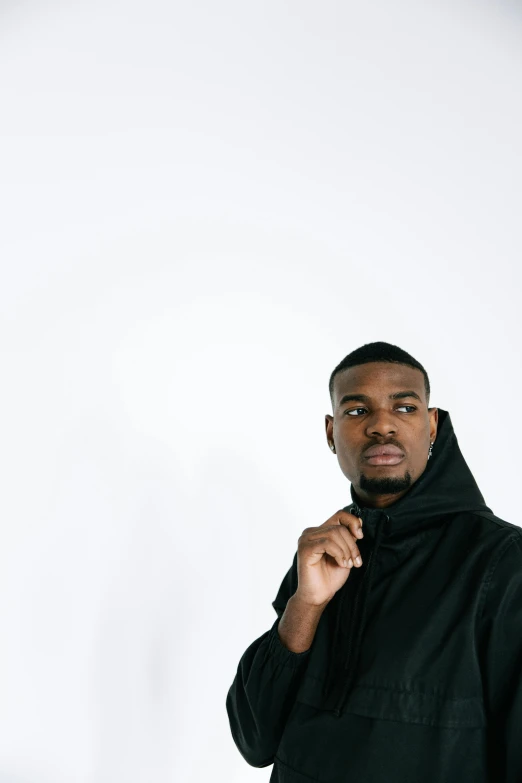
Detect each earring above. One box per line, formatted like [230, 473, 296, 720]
[329, 442, 336, 453]
[428, 441, 433, 459]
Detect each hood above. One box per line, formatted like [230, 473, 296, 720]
[323, 407, 493, 717]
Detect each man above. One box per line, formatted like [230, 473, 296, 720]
[226, 341, 522, 783]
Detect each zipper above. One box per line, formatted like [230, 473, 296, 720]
[332, 511, 390, 717]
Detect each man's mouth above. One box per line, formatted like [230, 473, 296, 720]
[365, 454, 405, 466]
[363, 444, 405, 466]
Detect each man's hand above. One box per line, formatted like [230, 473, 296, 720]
[294, 510, 364, 607]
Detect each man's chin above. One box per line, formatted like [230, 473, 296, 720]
[359, 470, 412, 495]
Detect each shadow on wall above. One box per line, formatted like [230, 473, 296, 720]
[90, 437, 296, 782]
[88, 426, 191, 783]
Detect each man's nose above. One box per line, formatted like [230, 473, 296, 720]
[365, 410, 397, 437]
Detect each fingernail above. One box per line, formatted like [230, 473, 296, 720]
[355, 556, 362, 566]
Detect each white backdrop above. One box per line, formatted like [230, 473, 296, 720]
[0, 1, 521, 781]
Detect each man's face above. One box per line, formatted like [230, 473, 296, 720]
[325, 362, 438, 508]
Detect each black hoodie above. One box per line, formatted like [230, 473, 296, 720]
[226, 408, 522, 783]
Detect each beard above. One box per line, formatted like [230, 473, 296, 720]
[359, 469, 413, 495]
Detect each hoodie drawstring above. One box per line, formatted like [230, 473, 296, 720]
[331, 509, 389, 718]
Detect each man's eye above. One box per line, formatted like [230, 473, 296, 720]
[344, 405, 417, 416]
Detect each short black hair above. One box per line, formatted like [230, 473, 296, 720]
[329, 341, 430, 406]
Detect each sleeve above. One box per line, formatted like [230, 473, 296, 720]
[478, 533, 522, 783]
[225, 550, 312, 768]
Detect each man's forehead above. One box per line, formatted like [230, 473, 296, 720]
[333, 363, 424, 397]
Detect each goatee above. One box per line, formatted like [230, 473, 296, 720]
[359, 470, 413, 495]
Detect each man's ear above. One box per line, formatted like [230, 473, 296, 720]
[325, 414, 334, 448]
[428, 407, 438, 441]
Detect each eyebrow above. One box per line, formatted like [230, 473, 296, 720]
[337, 390, 423, 408]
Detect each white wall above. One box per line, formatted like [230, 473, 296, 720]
[0, 1, 521, 781]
